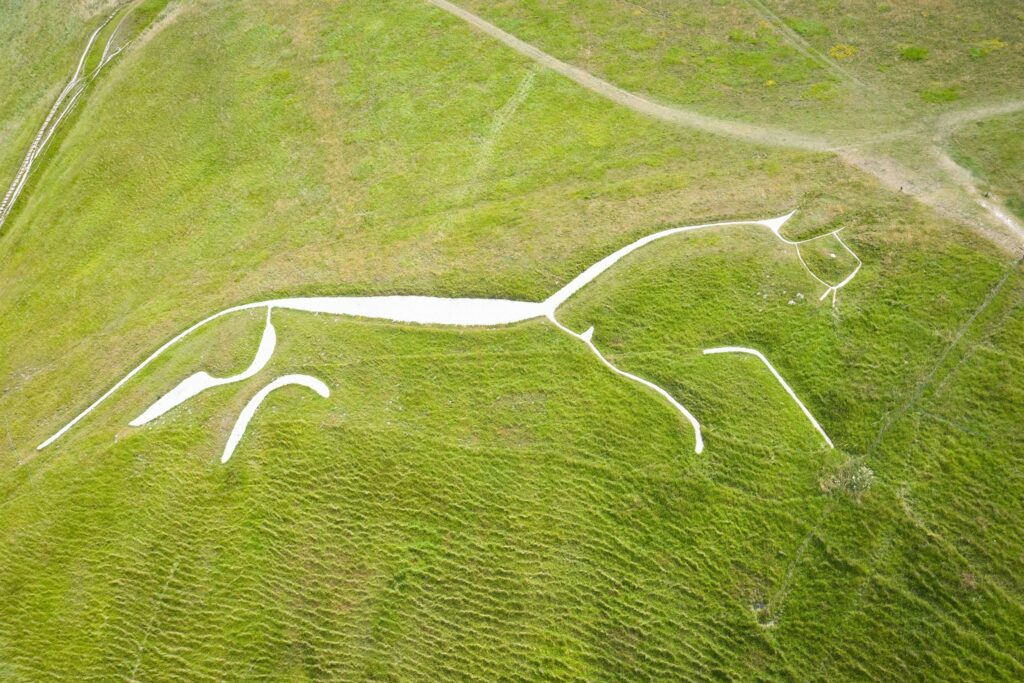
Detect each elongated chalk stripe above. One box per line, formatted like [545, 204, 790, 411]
[548, 314, 704, 454]
[130, 308, 277, 426]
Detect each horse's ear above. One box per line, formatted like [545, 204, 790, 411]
[581, 326, 595, 343]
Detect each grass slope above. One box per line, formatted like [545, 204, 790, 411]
[0, 0, 1022, 679]
[951, 111, 1024, 221]
[454, 0, 1024, 136]
[455, 0, 880, 134]
[770, 0, 1024, 106]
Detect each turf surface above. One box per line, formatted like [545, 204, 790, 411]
[1, 0, 1022, 679]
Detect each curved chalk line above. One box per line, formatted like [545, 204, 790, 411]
[547, 315, 704, 454]
[773, 226, 862, 306]
[791, 228, 863, 304]
[703, 346, 833, 448]
[37, 300, 268, 449]
[39, 211, 856, 454]
[823, 231, 863, 305]
[795, 246, 833, 292]
[221, 374, 330, 463]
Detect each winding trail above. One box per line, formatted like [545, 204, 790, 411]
[422, 0, 830, 152]
[933, 149, 1024, 242]
[935, 100, 1024, 134]
[423, 0, 1024, 250]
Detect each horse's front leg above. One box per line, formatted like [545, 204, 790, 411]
[546, 314, 704, 454]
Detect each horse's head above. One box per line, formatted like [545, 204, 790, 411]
[542, 211, 801, 315]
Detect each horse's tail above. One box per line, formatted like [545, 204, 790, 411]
[37, 301, 268, 450]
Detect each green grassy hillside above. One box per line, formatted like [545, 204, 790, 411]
[455, 0, 1024, 136]
[1, 0, 1022, 679]
[769, 0, 1024, 105]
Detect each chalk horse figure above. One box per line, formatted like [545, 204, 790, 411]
[39, 211, 854, 461]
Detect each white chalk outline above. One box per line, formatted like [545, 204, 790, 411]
[221, 374, 330, 463]
[703, 346, 834, 448]
[38, 211, 857, 455]
[548, 316, 705, 453]
[769, 222, 862, 306]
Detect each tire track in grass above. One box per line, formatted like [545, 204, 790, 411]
[740, 0, 868, 90]
[430, 69, 535, 244]
[127, 558, 180, 681]
[866, 259, 1019, 455]
[769, 257, 1021, 631]
[462, 69, 536, 202]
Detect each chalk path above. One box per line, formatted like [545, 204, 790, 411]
[703, 347, 834, 448]
[39, 212, 858, 456]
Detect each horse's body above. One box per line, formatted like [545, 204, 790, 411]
[39, 213, 808, 455]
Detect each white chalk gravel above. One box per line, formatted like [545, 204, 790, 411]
[221, 375, 330, 463]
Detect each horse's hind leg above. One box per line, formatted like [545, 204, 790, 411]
[221, 374, 330, 463]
